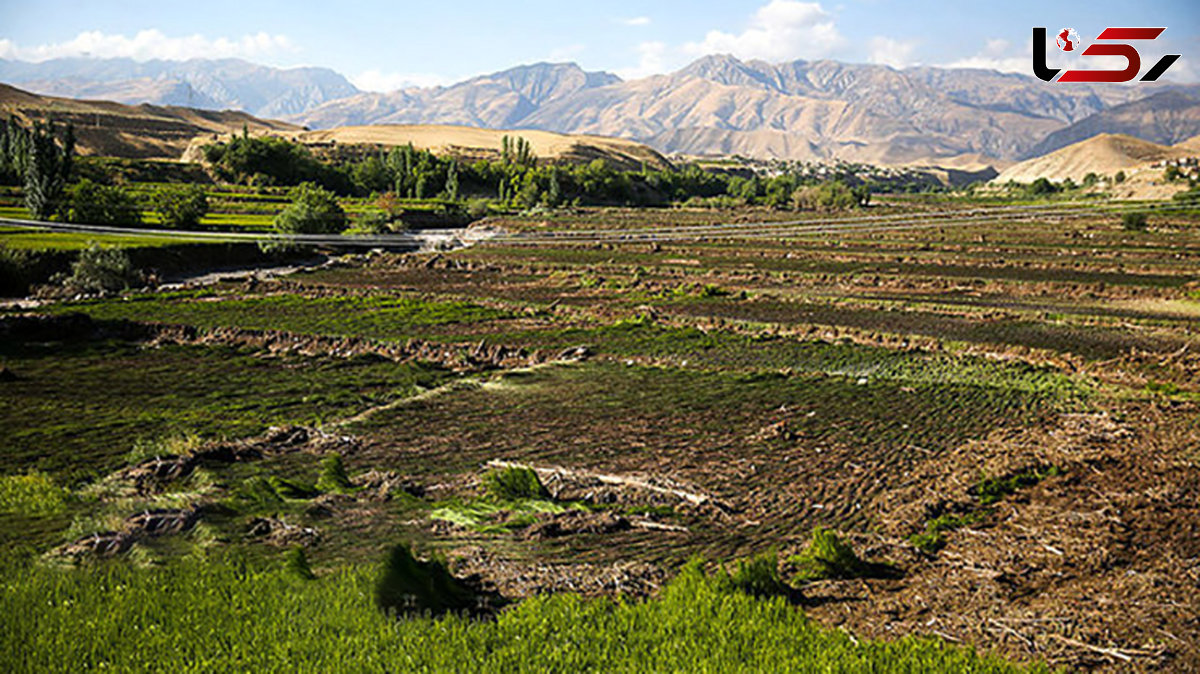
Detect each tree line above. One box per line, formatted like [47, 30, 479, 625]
[201, 132, 873, 210]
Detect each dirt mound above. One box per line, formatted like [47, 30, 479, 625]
[55, 507, 200, 560]
[524, 510, 631, 539]
[246, 517, 320, 547]
[449, 547, 668, 599]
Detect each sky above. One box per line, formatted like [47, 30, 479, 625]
[0, 0, 1196, 89]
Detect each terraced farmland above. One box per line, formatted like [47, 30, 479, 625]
[2, 196, 1198, 672]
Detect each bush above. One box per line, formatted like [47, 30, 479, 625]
[908, 512, 983, 554]
[973, 466, 1062, 506]
[63, 179, 142, 226]
[316, 454, 353, 493]
[155, 184, 208, 228]
[726, 552, 792, 599]
[375, 543, 486, 616]
[791, 181, 868, 211]
[465, 198, 491, 219]
[284, 546, 316, 580]
[272, 182, 348, 235]
[789, 528, 891, 581]
[1114, 170, 1126, 184]
[1121, 211, 1148, 231]
[57, 244, 139, 294]
[1025, 177, 1059, 196]
[482, 466, 549, 501]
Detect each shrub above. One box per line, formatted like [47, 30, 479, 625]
[482, 466, 549, 501]
[375, 543, 485, 616]
[789, 528, 888, 581]
[316, 454, 353, 493]
[267, 475, 321, 500]
[1025, 177, 1059, 196]
[1122, 211, 1148, 231]
[57, 244, 139, 294]
[727, 551, 792, 599]
[284, 546, 316, 580]
[1114, 170, 1126, 184]
[272, 182, 348, 235]
[63, 179, 142, 226]
[465, 197, 491, 219]
[154, 184, 208, 228]
[908, 512, 983, 554]
[973, 466, 1062, 506]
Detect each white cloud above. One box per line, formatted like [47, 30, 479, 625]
[867, 36, 918, 69]
[943, 37, 1027, 73]
[0, 30, 294, 62]
[351, 69, 450, 92]
[621, 16, 652, 27]
[615, 41, 668, 80]
[682, 1, 845, 62]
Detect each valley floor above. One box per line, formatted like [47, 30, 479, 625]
[2, 197, 1198, 671]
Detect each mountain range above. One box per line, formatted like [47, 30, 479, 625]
[1, 55, 1197, 167]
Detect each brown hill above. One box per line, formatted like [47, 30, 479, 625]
[993, 133, 1189, 184]
[0, 82, 299, 159]
[1026, 90, 1200, 157]
[291, 124, 672, 171]
[292, 56, 1156, 167]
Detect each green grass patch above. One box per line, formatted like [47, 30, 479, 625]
[0, 339, 453, 479]
[482, 466, 549, 500]
[0, 472, 72, 516]
[0, 553, 1047, 672]
[909, 511, 986, 554]
[43, 292, 515, 341]
[973, 466, 1063, 506]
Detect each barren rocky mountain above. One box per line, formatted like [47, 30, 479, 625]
[292, 56, 1173, 165]
[1027, 90, 1200, 157]
[296, 62, 620, 130]
[0, 57, 359, 118]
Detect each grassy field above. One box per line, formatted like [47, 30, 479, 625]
[3, 195, 1199, 671]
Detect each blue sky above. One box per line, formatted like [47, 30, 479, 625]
[1, 1, 1196, 89]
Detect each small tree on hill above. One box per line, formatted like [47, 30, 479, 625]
[272, 182, 347, 235]
[154, 184, 209, 229]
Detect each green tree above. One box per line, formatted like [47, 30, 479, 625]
[272, 182, 348, 235]
[445, 160, 460, 201]
[24, 122, 74, 220]
[1114, 170, 1126, 184]
[59, 244, 138, 294]
[64, 179, 141, 226]
[1122, 211, 1148, 231]
[154, 184, 208, 228]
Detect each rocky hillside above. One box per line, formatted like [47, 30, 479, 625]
[292, 56, 1157, 165]
[0, 57, 359, 118]
[0, 83, 300, 159]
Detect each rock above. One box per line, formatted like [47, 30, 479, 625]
[59, 531, 136, 558]
[246, 517, 320, 547]
[524, 510, 630, 540]
[125, 508, 199, 536]
[354, 470, 423, 501]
